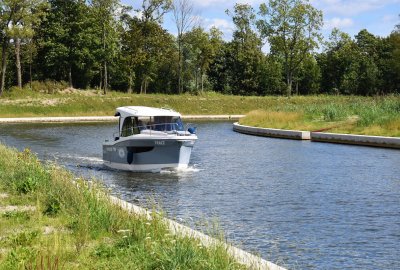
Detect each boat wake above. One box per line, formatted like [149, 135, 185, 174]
[160, 166, 200, 174]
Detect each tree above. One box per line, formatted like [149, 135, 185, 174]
[228, 3, 264, 95]
[90, 0, 120, 94]
[0, 1, 47, 94]
[294, 54, 320, 95]
[184, 27, 221, 92]
[257, 0, 323, 96]
[121, 0, 172, 94]
[172, 0, 195, 93]
[138, 0, 172, 94]
[36, 0, 97, 88]
[354, 29, 379, 95]
[0, 1, 14, 95]
[318, 28, 355, 94]
[120, 4, 175, 94]
[207, 41, 231, 94]
[10, 0, 48, 89]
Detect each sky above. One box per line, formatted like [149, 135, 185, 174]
[123, 0, 400, 41]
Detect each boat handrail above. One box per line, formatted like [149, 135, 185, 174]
[113, 122, 191, 138]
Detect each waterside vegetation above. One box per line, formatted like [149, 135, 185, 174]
[239, 96, 400, 137]
[1, 88, 399, 137]
[0, 144, 246, 269]
[0, 1, 399, 97]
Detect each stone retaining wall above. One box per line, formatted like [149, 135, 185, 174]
[233, 122, 400, 149]
[311, 132, 400, 149]
[233, 122, 311, 140]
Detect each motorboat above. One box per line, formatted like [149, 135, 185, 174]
[103, 106, 197, 172]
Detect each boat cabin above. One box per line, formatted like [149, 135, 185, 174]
[115, 106, 185, 138]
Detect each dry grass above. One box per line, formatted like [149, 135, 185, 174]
[240, 110, 332, 131]
[239, 96, 400, 137]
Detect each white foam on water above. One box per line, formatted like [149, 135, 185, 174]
[58, 154, 103, 164]
[160, 166, 200, 174]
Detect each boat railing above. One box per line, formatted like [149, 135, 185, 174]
[114, 122, 191, 139]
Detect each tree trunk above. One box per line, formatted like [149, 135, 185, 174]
[128, 70, 132, 94]
[68, 66, 73, 88]
[102, 22, 107, 95]
[103, 61, 107, 95]
[15, 38, 22, 89]
[286, 73, 292, 96]
[178, 37, 182, 94]
[201, 72, 204, 92]
[99, 67, 103, 90]
[195, 69, 198, 91]
[0, 38, 9, 95]
[29, 63, 32, 89]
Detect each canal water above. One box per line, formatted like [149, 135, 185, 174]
[0, 122, 399, 270]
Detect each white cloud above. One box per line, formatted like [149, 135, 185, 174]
[382, 14, 397, 23]
[202, 18, 235, 40]
[324, 17, 354, 30]
[313, 0, 400, 16]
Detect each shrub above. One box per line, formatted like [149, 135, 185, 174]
[29, 80, 69, 94]
[14, 176, 39, 194]
[322, 105, 348, 121]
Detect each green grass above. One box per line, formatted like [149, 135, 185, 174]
[239, 96, 400, 137]
[0, 144, 246, 270]
[1, 85, 399, 136]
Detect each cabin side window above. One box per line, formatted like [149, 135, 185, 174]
[121, 117, 140, 137]
[137, 117, 152, 130]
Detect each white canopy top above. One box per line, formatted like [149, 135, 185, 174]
[116, 106, 181, 118]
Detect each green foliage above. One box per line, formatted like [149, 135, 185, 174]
[0, 1, 399, 96]
[9, 231, 39, 247]
[8, 149, 49, 194]
[322, 105, 348, 121]
[219, 4, 265, 95]
[43, 193, 61, 216]
[2, 211, 31, 222]
[257, 0, 323, 96]
[14, 176, 39, 194]
[0, 144, 246, 269]
[30, 80, 69, 93]
[240, 95, 400, 136]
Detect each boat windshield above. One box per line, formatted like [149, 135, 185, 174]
[153, 116, 184, 131]
[120, 116, 184, 136]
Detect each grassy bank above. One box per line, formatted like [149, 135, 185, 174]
[0, 87, 399, 136]
[0, 144, 245, 269]
[238, 97, 400, 137]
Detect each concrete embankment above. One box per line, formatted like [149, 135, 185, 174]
[110, 195, 287, 270]
[233, 122, 311, 140]
[233, 122, 400, 149]
[0, 115, 244, 123]
[311, 132, 400, 149]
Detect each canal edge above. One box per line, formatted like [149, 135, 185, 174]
[233, 122, 311, 140]
[109, 195, 287, 270]
[0, 115, 245, 123]
[233, 122, 400, 149]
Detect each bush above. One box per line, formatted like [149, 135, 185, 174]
[43, 194, 61, 216]
[29, 80, 69, 94]
[322, 105, 348, 121]
[14, 176, 39, 194]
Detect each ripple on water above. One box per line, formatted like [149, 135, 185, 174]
[1, 122, 399, 270]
